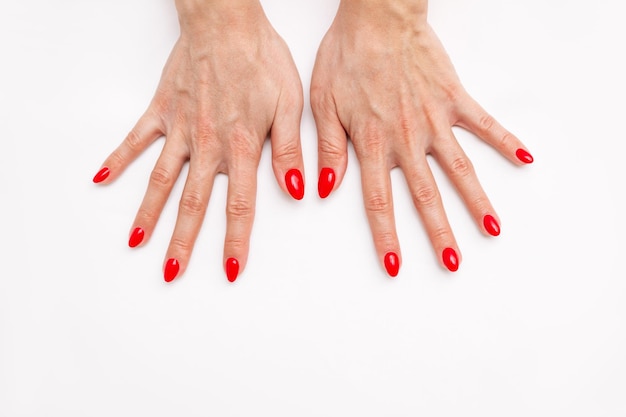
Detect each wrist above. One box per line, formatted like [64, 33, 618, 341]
[336, 0, 428, 30]
[175, 0, 266, 32]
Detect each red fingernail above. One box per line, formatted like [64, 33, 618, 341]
[285, 169, 304, 200]
[318, 167, 336, 199]
[442, 248, 459, 272]
[164, 258, 180, 282]
[384, 252, 400, 277]
[516, 149, 534, 164]
[225, 258, 239, 283]
[483, 215, 500, 237]
[129, 227, 145, 248]
[93, 167, 110, 183]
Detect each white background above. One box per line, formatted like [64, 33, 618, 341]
[1, 0, 625, 415]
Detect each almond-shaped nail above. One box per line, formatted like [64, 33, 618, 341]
[225, 258, 239, 283]
[384, 252, 400, 277]
[483, 215, 500, 237]
[164, 258, 180, 283]
[285, 169, 304, 200]
[93, 167, 110, 183]
[318, 167, 336, 199]
[516, 149, 534, 164]
[442, 248, 459, 272]
[129, 227, 145, 248]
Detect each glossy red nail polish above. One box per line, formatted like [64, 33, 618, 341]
[318, 167, 336, 199]
[285, 169, 304, 200]
[384, 252, 400, 277]
[129, 227, 145, 248]
[164, 258, 180, 283]
[93, 167, 110, 183]
[483, 215, 501, 237]
[516, 149, 534, 164]
[442, 248, 459, 272]
[225, 258, 239, 283]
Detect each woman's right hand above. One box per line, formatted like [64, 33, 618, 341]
[93, 0, 305, 283]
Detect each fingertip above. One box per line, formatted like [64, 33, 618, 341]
[318, 167, 336, 199]
[384, 251, 400, 278]
[92, 167, 110, 184]
[225, 257, 240, 283]
[129, 227, 145, 248]
[442, 248, 460, 272]
[483, 215, 501, 237]
[164, 258, 180, 282]
[285, 168, 305, 200]
[515, 148, 534, 164]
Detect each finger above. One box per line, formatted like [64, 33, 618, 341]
[163, 154, 216, 283]
[93, 111, 162, 184]
[311, 93, 348, 199]
[398, 155, 461, 272]
[359, 158, 401, 278]
[431, 133, 501, 237]
[456, 97, 534, 166]
[223, 159, 258, 283]
[271, 87, 305, 200]
[128, 135, 188, 248]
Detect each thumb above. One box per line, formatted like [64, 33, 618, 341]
[271, 89, 306, 201]
[311, 94, 348, 199]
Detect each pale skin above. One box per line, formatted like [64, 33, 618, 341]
[94, 0, 532, 281]
[94, 0, 305, 282]
[311, 0, 532, 275]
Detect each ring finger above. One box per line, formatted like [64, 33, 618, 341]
[398, 152, 461, 272]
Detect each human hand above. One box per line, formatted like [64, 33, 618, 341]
[93, 0, 304, 283]
[311, 0, 533, 276]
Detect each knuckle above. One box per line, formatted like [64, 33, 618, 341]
[399, 117, 416, 139]
[355, 133, 385, 161]
[283, 87, 304, 110]
[193, 119, 216, 151]
[136, 208, 158, 225]
[318, 137, 345, 161]
[364, 192, 391, 214]
[179, 192, 205, 216]
[152, 91, 169, 114]
[499, 131, 514, 148]
[478, 114, 495, 131]
[273, 142, 299, 165]
[170, 237, 192, 253]
[150, 166, 173, 188]
[412, 184, 439, 208]
[174, 109, 187, 127]
[431, 227, 451, 242]
[373, 231, 396, 248]
[444, 82, 463, 102]
[125, 129, 142, 151]
[309, 86, 329, 111]
[230, 130, 259, 159]
[224, 236, 248, 251]
[469, 196, 489, 211]
[109, 149, 126, 167]
[227, 195, 254, 219]
[450, 156, 473, 178]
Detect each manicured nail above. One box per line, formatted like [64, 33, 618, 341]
[442, 248, 459, 272]
[318, 167, 336, 199]
[483, 215, 501, 237]
[164, 258, 180, 282]
[516, 149, 534, 164]
[384, 252, 400, 277]
[285, 169, 304, 200]
[128, 227, 145, 248]
[93, 167, 110, 183]
[225, 258, 239, 283]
